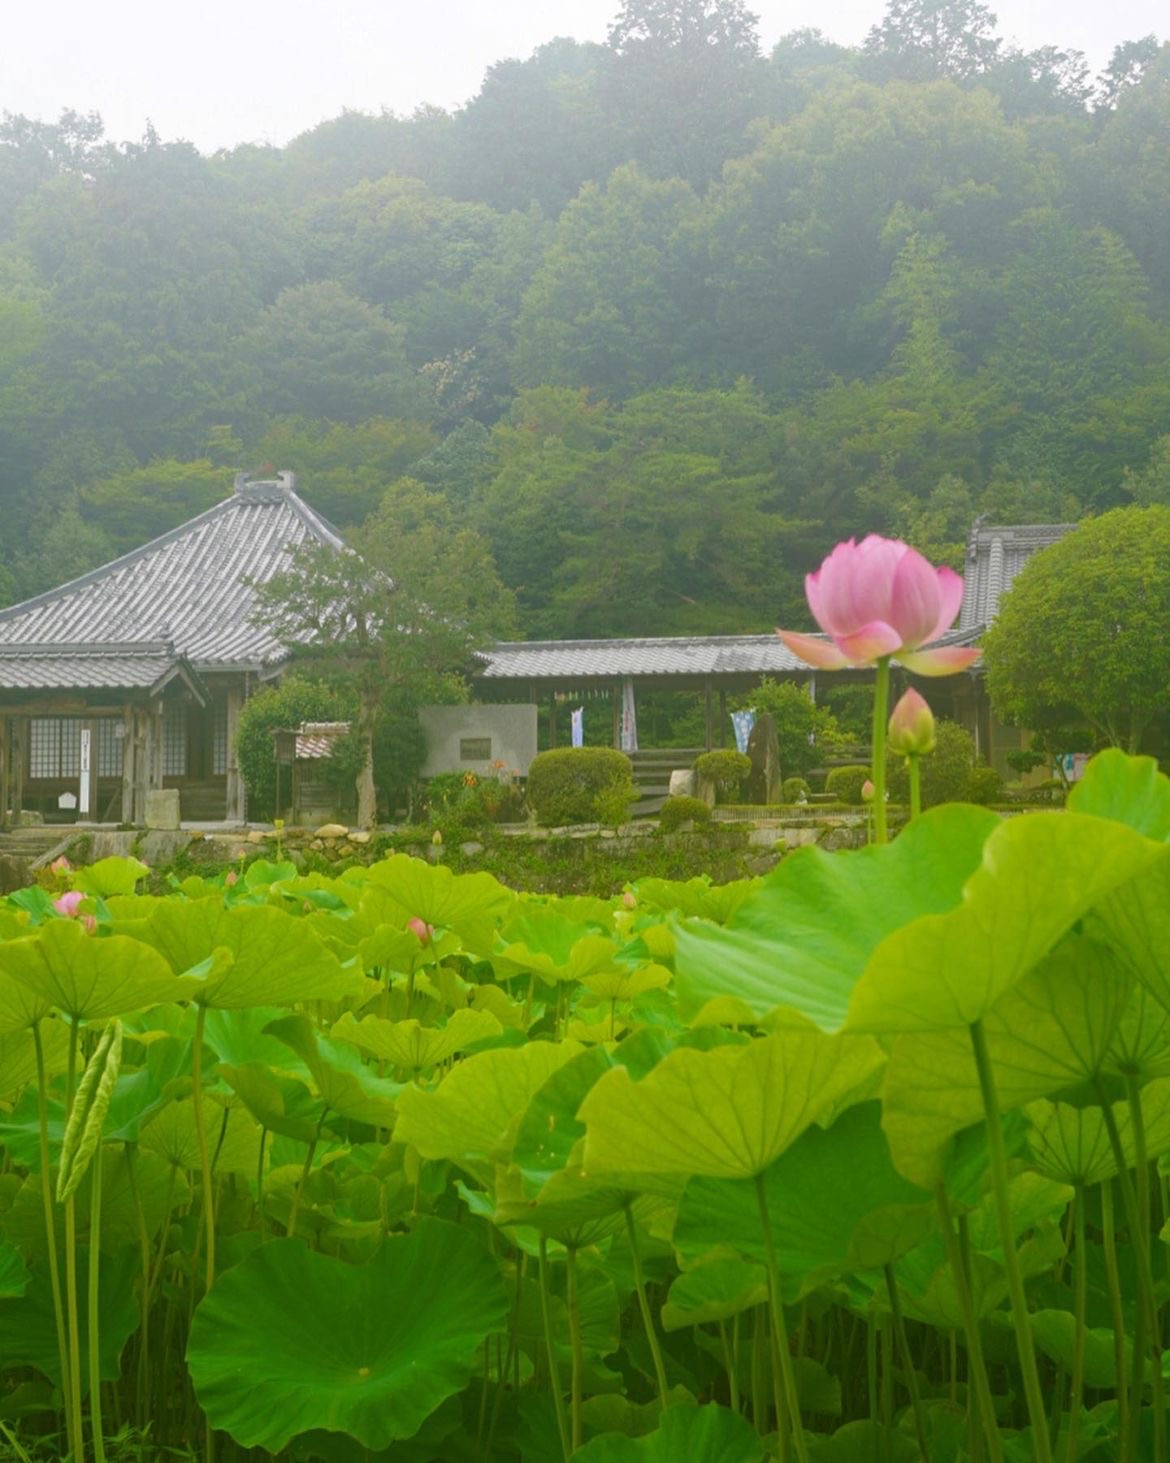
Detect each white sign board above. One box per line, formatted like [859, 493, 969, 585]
[79, 728, 91, 816]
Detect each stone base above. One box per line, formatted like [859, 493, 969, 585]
[145, 788, 181, 830]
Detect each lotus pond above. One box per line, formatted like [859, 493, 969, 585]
[2, 749, 1170, 1461]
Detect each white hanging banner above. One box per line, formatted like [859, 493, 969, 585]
[79, 728, 92, 816]
[620, 679, 638, 753]
[570, 707, 584, 748]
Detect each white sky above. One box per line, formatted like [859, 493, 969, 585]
[2, 0, 1165, 155]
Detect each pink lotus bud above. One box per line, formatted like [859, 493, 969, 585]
[53, 891, 86, 919]
[888, 688, 936, 757]
[621, 891, 637, 910]
[224, 870, 238, 887]
[50, 856, 71, 875]
[406, 916, 434, 944]
[777, 535, 980, 676]
[82, 915, 97, 934]
[861, 779, 875, 803]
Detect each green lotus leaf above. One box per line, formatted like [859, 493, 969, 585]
[359, 855, 513, 954]
[580, 964, 672, 1004]
[1087, 856, 1170, 1018]
[242, 858, 298, 889]
[672, 804, 999, 1030]
[187, 1219, 508, 1453]
[330, 1008, 503, 1073]
[493, 1159, 664, 1245]
[1068, 748, 1170, 840]
[0, 1020, 70, 1102]
[661, 1251, 768, 1331]
[512, 1045, 616, 1188]
[881, 932, 1134, 1187]
[265, 1015, 402, 1127]
[633, 876, 758, 923]
[673, 1102, 929, 1297]
[848, 812, 1167, 1033]
[571, 1403, 764, 1463]
[579, 1019, 885, 1181]
[0, 1243, 140, 1389]
[0, 1240, 29, 1298]
[141, 899, 362, 1007]
[140, 1096, 265, 1176]
[1026, 1080, 1170, 1187]
[217, 1062, 324, 1143]
[0, 919, 193, 1021]
[494, 907, 623, 987]
[806, 1421, 920, 1462]
[1029, 1309, 1131, 1389]
[201, 1005, 311, 1073]
[0, 974, 52, 1035]
[71, 856, 150, 897]
[393, 1040, 583, 1180]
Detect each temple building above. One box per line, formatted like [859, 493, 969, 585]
[0, 472, 341, 826]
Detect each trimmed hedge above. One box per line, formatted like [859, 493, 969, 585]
[780, 777, 810, 803]
[693, 750, 751, 803]
[526, 748, 636, 827]
[824, 764, 871, 806]
[658, 795, 714, 832]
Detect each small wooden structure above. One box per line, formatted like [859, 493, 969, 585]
[273, 722, 354, 824]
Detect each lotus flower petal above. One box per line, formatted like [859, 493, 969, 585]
[776, 629, 852, 669]
[834, 621, 905, 664]
[889, 548, 945, 647]
[896, 645, 981, 676]
[926, 566, 966, 643]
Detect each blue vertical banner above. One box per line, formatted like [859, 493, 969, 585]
[570, 707, 584, 748]
[731, 709, 755, 755]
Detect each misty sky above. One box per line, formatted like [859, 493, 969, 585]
[3, 0, 1165, 154]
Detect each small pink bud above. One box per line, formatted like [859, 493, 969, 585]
[861, 779, 875, 803]
[406, 916, 434, 944]
[50, 856, 71, 875]
[224, 870, 238, 886]
[82, 915, 97, 934]
[53, 891, 86, 919]
[621, 891, 637, 910]
[888, 688, 936, 757]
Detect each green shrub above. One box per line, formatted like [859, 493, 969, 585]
[694, 750, 751, 803]
[236, 676, 359, 821]
[780, 777, 811, 803]
[526, 748, 635, 826]
[967, 764, 1004, 805]
[824, 764, 871, 805]
[729, 679, 847, 779]
[658, 795, 714, 832]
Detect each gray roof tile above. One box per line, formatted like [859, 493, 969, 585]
[0, 478, 343, 686]
[959, 522, 1076, 631]
[478, 635, 811, 680]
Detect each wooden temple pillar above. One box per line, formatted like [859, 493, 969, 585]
[224, 685, 246, 823]
[122, 700, 165, 826]
[8, 718, 24, 827]
[704, 678, 714, 752]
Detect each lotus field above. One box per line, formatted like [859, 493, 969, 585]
[2, 749, 1170, 1460]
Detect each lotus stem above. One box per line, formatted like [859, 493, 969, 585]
[87, 1137, 106, 1463]
[1064, 1186, 1086, 1463]
[33, 1022, 75, 1460]
[566, 1245, 585, 1452]
[538, 1237, 570, 1463]
[969, 1018, 1052, 1462]
[755, 1172, 810, 1463]
[884, 1263, 929, 1461]
[935, 1186, 1001, 1463]
[871, 656, 891, 844]
[189, 1004, 216, 1463]
[1099, 1179, 1128, 1448]
[908, 755, 922, 820]
[625, 1206, 669, 1410]
[63, 1019, 84, 1462]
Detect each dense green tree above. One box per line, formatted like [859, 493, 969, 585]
[78, 458, 230, 554]
[983, 506, 1170, 752]
[254, 480, 515, 826]
[863, 0, 1001, 82]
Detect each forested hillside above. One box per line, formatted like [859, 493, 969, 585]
[1, 0, 1167, 635]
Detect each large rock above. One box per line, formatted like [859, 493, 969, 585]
[316, 823, 349, 839]
[668, 769, 696, 798]
[145, 788, 181, 830]
[746, 714, 781, 805]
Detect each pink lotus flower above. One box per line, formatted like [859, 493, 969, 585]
[888, 688, 937, 756]
[778, 536, 980, 675]
[406, 916, 434, 944]
[53, 891, 85, 918]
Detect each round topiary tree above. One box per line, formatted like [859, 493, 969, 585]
[236, 677, 358, 821]
[982, 506, 1170, 754]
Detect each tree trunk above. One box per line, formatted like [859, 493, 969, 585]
[356, 690, 378, 829]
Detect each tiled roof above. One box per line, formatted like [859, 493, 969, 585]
[478, 635, 812, 681]
[0, 646, 176, 691]
[958, 521, 1076, 631]
[0, 475, 344, 687]
[295, 722, 350, 760]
